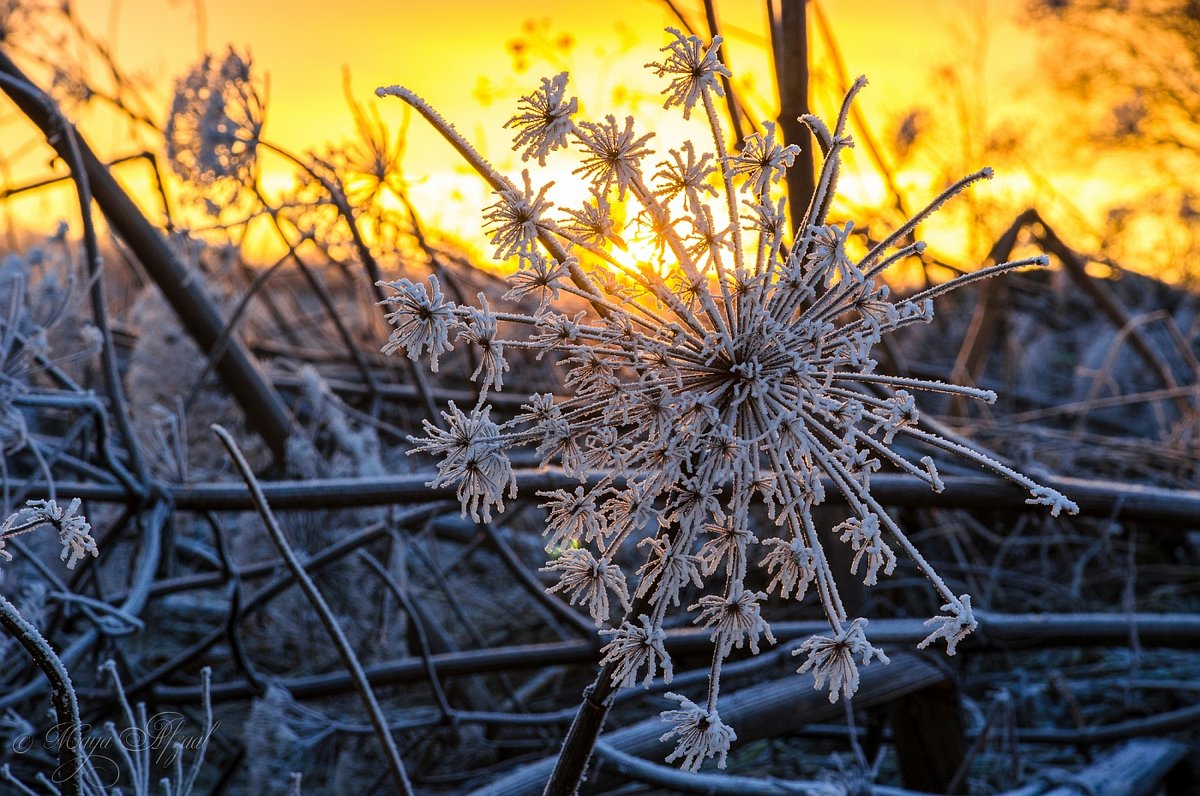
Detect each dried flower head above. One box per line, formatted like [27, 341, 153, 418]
[378, 275, 459, 370]
[572, 114, 654, 199]
[659, 692, 737, 771]
[918, 593, 978, 655]
[692, 582, 775, 655]
[648, 27, 731, 119]
[728, 121, 798, 196]
[599, 613, 673, 689]
[1, 498, 97, 570]
[484, 170, 554, 260]
[794, 617, 889, 703]
[166, 48, 263, 193]
[541, 548, 630, 627]
[504, 251, 570, 309]
[505, 72, 578, 165]
[835, 513, 896, 586]
[406, 402, 515, 522]
[378, 29, 1077, 770]
[759, 537, 819, 600]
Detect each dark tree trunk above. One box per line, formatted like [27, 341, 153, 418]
[775, 0, 816, 233]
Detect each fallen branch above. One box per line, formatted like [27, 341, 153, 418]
[149, 612, 1200, 704]
[593, 741, 918, 795]
[21, 470, 1200, 523]
[212, 425, 414, 795]
[1004, 738, 1188, 796]
[467, 652, 947, 796]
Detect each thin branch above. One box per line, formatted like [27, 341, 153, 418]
[359, 551, 456, 720]
[148, 611, 1200, 712]
[0, 594, 84, 796]
[212, 424, 414, 795]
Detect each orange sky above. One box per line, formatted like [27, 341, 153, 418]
[4, 0, 1136, 267]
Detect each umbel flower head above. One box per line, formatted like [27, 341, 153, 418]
[165, 48, 264, 196]
[377, 27, 1077, 771]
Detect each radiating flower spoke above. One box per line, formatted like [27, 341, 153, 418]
[379, 28, 1077, 771]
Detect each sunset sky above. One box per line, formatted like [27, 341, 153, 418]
[2, 0, 1163, 271]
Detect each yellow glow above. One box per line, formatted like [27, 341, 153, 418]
[610, 231, 671, 280]
[1, 0, 1179, 279]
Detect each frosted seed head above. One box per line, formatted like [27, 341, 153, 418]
[647, 28, 731, 119]
[506, 72, 578, 165]
[659, 693, 737, 771]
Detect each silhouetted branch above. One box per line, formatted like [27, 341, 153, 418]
[775, 0, 815, 232]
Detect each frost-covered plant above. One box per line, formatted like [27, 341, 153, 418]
[0, 498, 95, 794]
[0, 661, 216, 796]
[1, 235, 87, 458]
[1, 498, 97, 570]
[376, 28, 1077, 773]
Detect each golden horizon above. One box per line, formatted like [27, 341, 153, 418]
[0, 0, 1184, 279]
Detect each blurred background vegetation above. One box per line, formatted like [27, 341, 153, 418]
[3, 0, 1199, 282]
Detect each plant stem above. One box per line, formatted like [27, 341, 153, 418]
[0, 594, 84, 796]
[212, 424, 415, 795]
[543, 661, 620, 795]
[543, 592, 650, 795]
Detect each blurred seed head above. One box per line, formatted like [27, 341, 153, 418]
[165, 48, 264, 199]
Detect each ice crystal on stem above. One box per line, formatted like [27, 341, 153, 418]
[1, 498, 97, 570]
[377, 28, 1078, 770]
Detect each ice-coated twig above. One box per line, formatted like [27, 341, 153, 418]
[0, 594, 85, 796]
